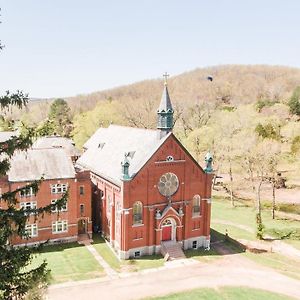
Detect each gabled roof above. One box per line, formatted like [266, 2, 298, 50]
[32, 136, 81, 157]
[76, 125, 171, 186]
[158, 85, 173, 113]
[8, 148, 75, 182]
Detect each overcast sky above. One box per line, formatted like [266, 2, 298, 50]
[0, 0, 300, 98]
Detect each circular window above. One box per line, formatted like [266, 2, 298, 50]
[158, 172, 179, 197]
[166, 155, 174, 162]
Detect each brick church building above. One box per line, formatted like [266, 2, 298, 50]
[77, 79, 213, 259]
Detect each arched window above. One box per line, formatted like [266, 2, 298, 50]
[192, 195, 201, 216]
[133, 201, 143, 225]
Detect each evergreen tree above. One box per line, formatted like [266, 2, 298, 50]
[0, 14, 68, 299]
[48, 99, 72, 137]
[288, 86, 300, 115]
[0, 93, 68, 300]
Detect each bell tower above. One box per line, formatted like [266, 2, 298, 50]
[157, 72, 174, 137]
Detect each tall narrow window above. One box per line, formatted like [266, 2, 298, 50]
[192, 195, 201, 216]
[80, 204, 84, 215]
[133, 201, 143, 225]
[79, 186, 84, 195]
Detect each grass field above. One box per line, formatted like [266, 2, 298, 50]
[92, 235, 164, 272]
[185, 245, 221, 262]
[243, 251, 300, 281]
[29, 242, 104, 283]
[211, 198, 300, 242]
[145, 286, 295, 300]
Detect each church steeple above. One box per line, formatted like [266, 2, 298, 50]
[157, 72, 174, 134]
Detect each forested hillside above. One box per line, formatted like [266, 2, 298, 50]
[6, 65, 300, 189]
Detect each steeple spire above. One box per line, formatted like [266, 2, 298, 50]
[157, 72, 174, 135]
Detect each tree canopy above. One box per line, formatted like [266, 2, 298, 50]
[48, 98, 72, 137]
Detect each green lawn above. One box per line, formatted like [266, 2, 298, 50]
[212, 198, 300, 241]
[243, 251, 300, 281]
[92, 235, 164, 272]
[29, 243, 104, 283]
[211, 222, 256, 241]
[284, 239, 300, 250]
[145, 286, 295, 300]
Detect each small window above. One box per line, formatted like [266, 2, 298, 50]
[20, 201, 37, 212]
[20, 187, 34, 198]
[133, 201, 143, 225]
[192, 195, 201, 216]
[79, 186, 84, 195]
[52, 220, 68, 233]
[106, 194, 112, 215]
[134, 251, 141, 258]
[51, 199, 67, 212]
[192, 241, 197, 249]
[51, 183, 68, 194]
[80, 204, 84, 215]
[24, 224, 38, 238]
[99, 190, 104, 199]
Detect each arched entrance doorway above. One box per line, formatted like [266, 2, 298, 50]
[161, 218, 176, 241]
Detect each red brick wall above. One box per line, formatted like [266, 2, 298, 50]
[122, 135, 212, 251]
[76, 171, 92, 233]
[96, 134, 212, 253]
[0, 173, 92, 245]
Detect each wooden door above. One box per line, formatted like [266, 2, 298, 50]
[78, 219, 86, 234]
[162, 225, 172, 241]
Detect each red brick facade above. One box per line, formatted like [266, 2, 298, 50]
[1, 171, 92, 245]
[91, 134, 212, 259]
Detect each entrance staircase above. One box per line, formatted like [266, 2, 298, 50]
[77, 233, 93, 245]
[161, 241, 186, 261]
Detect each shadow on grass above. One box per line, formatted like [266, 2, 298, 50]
[91, 233, 106, 245]
[92, 234, 163, 262]
[186, 229, 246, 259]
[40, 242, 84, 253]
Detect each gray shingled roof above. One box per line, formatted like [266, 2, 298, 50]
[76, 125, 171, 186]
[0, 131, 18, 143]
[158, 85, 173, 112]
[8, 148, 75, 182]
[32, 136, 81, 157]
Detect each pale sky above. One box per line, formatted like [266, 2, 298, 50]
[0, 0, 300, 98]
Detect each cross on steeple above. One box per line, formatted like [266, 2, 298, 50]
[163, 72, 169, 86]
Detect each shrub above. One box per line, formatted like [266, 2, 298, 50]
[255, 123, 281, 140]
[291, 136, 300, 155]
[256, 99, 278, 112]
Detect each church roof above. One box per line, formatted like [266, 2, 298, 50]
[8, 148, 75, 182]
[76, 125, 171, 186]
[158, 85, 173, 113]
[32, 136, 81, 157]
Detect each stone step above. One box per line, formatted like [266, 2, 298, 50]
[161, 241, 186, 261]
